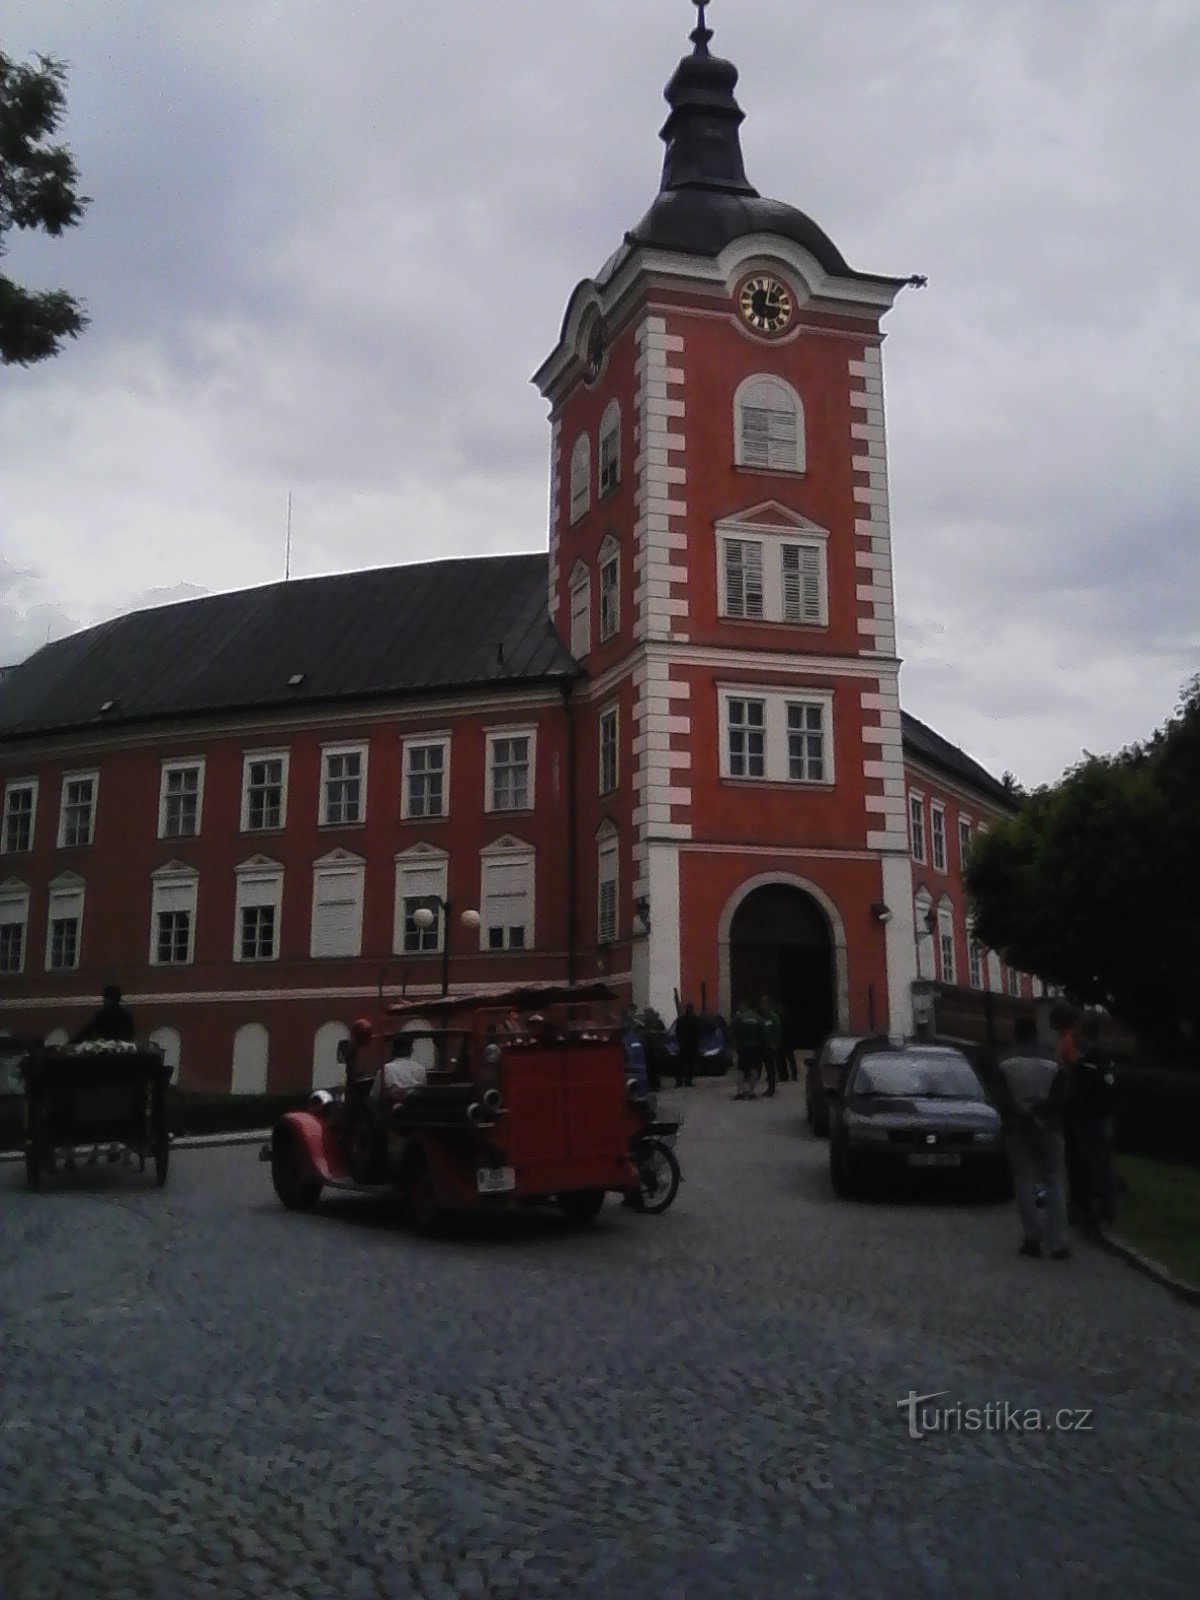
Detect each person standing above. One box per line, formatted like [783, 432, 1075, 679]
[1069, 1010, 1118, 1227]
[72, 985, 135, 1044]
[1050, 999, 1086, 1222]
[995, 1014, 1070, 1259]
[759, 995, 783, 1098]
[641, 1007, 667, 1093]
[731, 999, 764, 1101]
[675, 1002, 701, 1089]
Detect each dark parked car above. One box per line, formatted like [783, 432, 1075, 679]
[828, 1042, 1005, 1198]
[804, 1033, 867, 1135]
[662, 1014, 732, 1078]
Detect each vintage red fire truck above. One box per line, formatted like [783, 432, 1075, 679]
[263, 981, 680, 1228]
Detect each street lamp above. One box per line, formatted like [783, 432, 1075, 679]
[411, 899, 481, 996]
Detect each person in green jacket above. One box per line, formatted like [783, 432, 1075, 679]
[731, 1000, 765, 1100]
[759, 994, 784, 1098]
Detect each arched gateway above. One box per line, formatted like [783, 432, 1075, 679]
[720, 878, 843, 1047]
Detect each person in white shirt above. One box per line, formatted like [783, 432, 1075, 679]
[371, 1034, 428, 1101]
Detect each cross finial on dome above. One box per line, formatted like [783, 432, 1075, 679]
[690, 0, 714, 56]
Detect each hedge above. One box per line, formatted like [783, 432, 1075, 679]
[0, 1088, 308, 1153]
[1111, 1065, 1200, 1169]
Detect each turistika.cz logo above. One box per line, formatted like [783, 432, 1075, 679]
[897, 1389, 1094, 1441]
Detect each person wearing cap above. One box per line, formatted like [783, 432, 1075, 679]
[73, 985, 135, 1045]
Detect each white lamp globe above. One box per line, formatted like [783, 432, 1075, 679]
[460, 908, 481, 930]
[411, 906, 436, 931]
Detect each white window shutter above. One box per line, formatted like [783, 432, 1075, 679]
[312, 868, 362, 958]
[782, 543, 822, 624]
[741, 407, 770, 468]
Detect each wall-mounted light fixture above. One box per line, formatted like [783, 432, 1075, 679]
[870, 902, 892, 924]
[633, 896, 651, 935]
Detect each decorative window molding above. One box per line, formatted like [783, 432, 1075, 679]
[46, 873, 85, 971]
[966, 920, 984, 991]
[241, 750, 289, 832]
[569, 433, 591, 523]
[401, 734, 450, 821]
[598, 400, 621, 498]
[569, 561, 591, 659]
[930, 803, 947, 873]
[717, 685, 834, 786]
[598, 702, 619, 796]
[716, 520, 828, 628]
[319, 743, 367, 827]
[2, 780, 37, 855]
[58, 770, 97, 849]
[479, 835, 535, 952]
[158, 760, 205, 840]
[597, 824, 618, 946]
[937, 897, 956, 985]
[485, 726, 536, 814]
[233, 857, 284, 962]
[310, 850, 365, 959]
[909, 792, 926, 865]
[958, 815, 973, 872]
[149, 863, 199, 966]
[734, 374, 805, 473]
[598, 535, 620, 642]
[0, 879, 30, 975]
[393, 844, 448, 956]
[914, 887, 935, 981]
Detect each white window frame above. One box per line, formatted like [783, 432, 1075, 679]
[914, 888, 935, 981]
[937, 900, 956, 985]
[485, 726, 537, 814]
[319, 743, 368, 828]
[598, 400, 621, 497]
[958, 815, 973, 872]
[240, 749, 289, 833]
[310, 853, 365, 959]
[598, 703, 619, 796]
[393, 845, 449, 956]
[2, 779, 38, 855]
[734, 374, 805, 473]
[233, 860, 283, 963]
[401, 734, 450, 821]
[717, 685, 834, 786]
[0, 880, 30, 976]
[909, 792, 926, 865]
[479, 837, 535, 952]
[46, 874, 85, 972]
[57, 770, 98, 849]
[930, 802, 947, 873]
[1006, 965, 1022, 998]
[149, 865, 199, 967]
[716, 524, 828, 628]
[569, 562, 591, 659]
[967, 931, 984, 991]
[158, 759, 205, 840]
[598, 536, 620, 642]
[597, 829, 618, 946]
[569, 433, 591, 523]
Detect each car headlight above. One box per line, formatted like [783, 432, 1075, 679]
[847, 1122, 889, 1144]
[973, 1130, 1000, 1144]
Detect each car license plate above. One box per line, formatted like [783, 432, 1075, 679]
[476, 1166, 515, 1194]
[907, 1153, 961, 1168]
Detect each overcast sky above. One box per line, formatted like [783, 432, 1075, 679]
[3, 0, 1197, 788]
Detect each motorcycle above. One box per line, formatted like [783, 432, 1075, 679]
[628, 1119, 682, 1214]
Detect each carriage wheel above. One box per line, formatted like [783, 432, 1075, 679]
[153, 1140, 170, 1188]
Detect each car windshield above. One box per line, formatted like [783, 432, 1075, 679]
[852, 1053, 982, 1101]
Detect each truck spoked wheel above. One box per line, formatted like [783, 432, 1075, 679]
[270, 1133, 322, 1211]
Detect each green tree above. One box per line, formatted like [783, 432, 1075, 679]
[1, 50, 89, 365]
[965, 680, 1200, 1064]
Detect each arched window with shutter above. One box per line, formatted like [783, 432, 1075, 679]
[569, 434, 591, 522]
[734, 375, 804, 473]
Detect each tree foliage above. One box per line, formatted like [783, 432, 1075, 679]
[966, 679, 1200, 1063]
[0, 50, 89, 365]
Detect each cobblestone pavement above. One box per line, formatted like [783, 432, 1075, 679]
[2, 1080, 1199, 1600]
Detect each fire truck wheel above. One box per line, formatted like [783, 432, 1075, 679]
[558, 1189, 606, 1226]
[271, 1132, 322, 1211]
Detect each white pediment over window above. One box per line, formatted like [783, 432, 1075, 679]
[313, 847, 366, 868]
[0, 876, 29, 894]
[152, 859, 198, 881]
[235, 854, 283, 875]
[595, 816, 619, 842]
[395, 841, 448, 862]
[48, 870, 86, 890]
[481, 833, 532, 857]
[597, 533, 619, 564]
[716, 501, 829, 539]
[568, 559, 590, 587]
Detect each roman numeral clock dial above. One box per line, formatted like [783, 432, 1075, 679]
[738, 274, 794, 335]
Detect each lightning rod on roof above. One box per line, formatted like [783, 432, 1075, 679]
[285, 491, 293, 581]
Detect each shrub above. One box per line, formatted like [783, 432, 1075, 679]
[1112, 1065, 1200, 1169]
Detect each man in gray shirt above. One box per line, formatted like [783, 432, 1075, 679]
[995, 1014, 1070, 1259]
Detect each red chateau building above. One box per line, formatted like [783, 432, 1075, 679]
[0, 11, 1038, 1093]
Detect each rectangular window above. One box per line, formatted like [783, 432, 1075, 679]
[599, 427, 619, 496]
[1006, 965, 1022, 998]
[958, 817, 972, 870]
[786, 702, 825, 782]
[781, 543, 822, 625]
[727, 698, 766, 778]
[939, 929, 956, 985]
[599, 706, 618, 795]
[931, 805, 947, 872]
[159, 762, 203, 839]
[320, 746, 366, 827]
[242, 753, 287, 831]
[45, 881, 84, 971]
[394, 853, 448, 955]
[968, 939, 984, 991]
[240, 905, 276, 961]
[2, 783, 36, 854]
[723, 539, 765, 620]
[909, 794, 926, 864]
[402, 738, 448, 820]
[156, 910, 191, 965]
[599, 558, 619, 642]
[0, 890, 28, 975]
[310, 864, 364, 958]
[597, 837, 618, 945]
[480, 851, 534, 951]
[487, 731, 534, 813]
[58, 774, 96, 848]
[569, 576, 591, 658]
[741, 405, 798, 471]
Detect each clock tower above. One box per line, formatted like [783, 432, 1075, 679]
[534, 2, 922, 1041]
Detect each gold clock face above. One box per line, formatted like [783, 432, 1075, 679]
[738, 274, 794, 335]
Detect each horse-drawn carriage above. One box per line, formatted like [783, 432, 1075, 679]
[17, 1041, 172, 1190]
[263, 981, 680, 1228]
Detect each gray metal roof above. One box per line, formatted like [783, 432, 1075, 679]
[901, 712, 1014, 807]
[0, 554, 579, 741]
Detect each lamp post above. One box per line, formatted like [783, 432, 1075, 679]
[411, 899, 481, 997]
